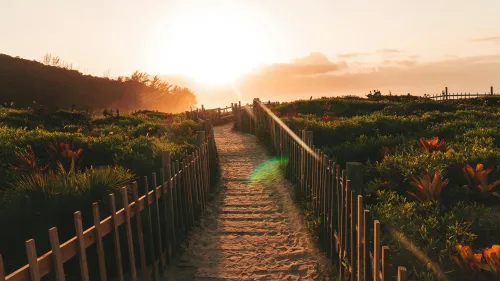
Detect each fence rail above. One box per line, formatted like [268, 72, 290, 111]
[234, 99, 408, 281]
[428, 86, 498, 101]
[185, 105, 233, 125]
[0, 119, 219, 281]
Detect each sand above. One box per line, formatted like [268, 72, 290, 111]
[164, 124, 332, 280]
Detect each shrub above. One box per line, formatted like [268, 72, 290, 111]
[0, 165, 134, 269]
[408, 172, 449, 203]
[463, 163, 500, 199]
[371, 190, 500, 280]
[275, 97, 500, 279]
[419, 137, 447, 153]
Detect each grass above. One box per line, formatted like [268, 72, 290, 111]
[0, 106, 202, 276]
[269, 96, 500, 280]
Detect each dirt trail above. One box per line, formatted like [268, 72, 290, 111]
[165, 124, 330, 280]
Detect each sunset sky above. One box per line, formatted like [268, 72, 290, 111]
[2, 0, 499, 107]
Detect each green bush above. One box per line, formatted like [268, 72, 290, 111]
[371, 190, 500, 281]
[275, 97, 500, 279]
[0, 106, 204, 274]
[0, 165, 134, 270]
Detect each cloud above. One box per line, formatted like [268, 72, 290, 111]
[338, 52, 368, 59]
[258, 52, 347, 76]
[175, 53, 500, 107]
[383, 60, 418, 67]
[230, 54, 500, 101]
[376, 49, 401, 54]
[291, 52, 331, 64]
[469, 36, 500, 44]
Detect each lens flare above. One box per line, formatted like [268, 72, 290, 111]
[387, 227, 448, 280]
[255, 100, 319, 161]
[248, 157, 288, 184]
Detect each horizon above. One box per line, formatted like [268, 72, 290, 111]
[2, 0, 499, 108]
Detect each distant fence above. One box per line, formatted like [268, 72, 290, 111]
[185, 105, 233, 125]
[428, 86, 498, 101]
[235, 99, 408, 281]
[0, 120, 219, 281]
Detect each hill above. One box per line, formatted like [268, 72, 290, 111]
[0, 54, 197, 113]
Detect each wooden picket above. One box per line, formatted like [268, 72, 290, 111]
[236, 98, 408, 281]
[1, 118, 219, 281]
[428, 86, 498, 101]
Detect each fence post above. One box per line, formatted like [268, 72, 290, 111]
[306, 131, 314, 145]
[151, 173, 165, 272]
[162, 150, 175, 258]
[92, 202, 107, 281]
[346, 162, 362, 280]
[74, 212, 90, 281]
[197, 131, 206, 148]
[0, 255, 4, 281]
[445, 87, 448, 100]
[357, 195, 363, 281]
[346, 162, 363, 194]
[491, 86, 494, 95]
[397, 267, 407, 281]
[132, 182, 149, 281]
[374, 220, 381, 281]
[121, 187, 138, 281]
[143, 177, 159, 281]
[48, 227, 67, 281]
[26, 239, 41, 281]
[382, 246, 390, 281]
[197, 131, 206, 211]
[238, 101, 242, 130]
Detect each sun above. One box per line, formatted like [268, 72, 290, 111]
[155, 8, 276, 85]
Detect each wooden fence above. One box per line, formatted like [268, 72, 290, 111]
[185, 105, 233, 125]
[428, 86, 498, 101]
[0, 120, 219, 281]
[236, 98, 408, 281]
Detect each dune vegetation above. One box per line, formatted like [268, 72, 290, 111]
[270, 95, 500, 280]
[0, 106, 202, 274]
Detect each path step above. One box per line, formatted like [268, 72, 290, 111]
[223, 191, 273, 195]
[220, 203, 275, 208]
[220, 208, 280, 214]
[217, 220, 283, 229]
[219, 215, 285, 221]
[166, 124, 324, 281]
[216, 230, 281, 236]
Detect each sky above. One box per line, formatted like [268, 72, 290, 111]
[1, 0, 500, 107]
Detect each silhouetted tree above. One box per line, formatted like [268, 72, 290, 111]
[367, 89, 382, 99]
[128, 71, 150, 84]
[149, 75, 162, 89]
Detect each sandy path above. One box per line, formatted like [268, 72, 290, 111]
[165, 124, 331, 280]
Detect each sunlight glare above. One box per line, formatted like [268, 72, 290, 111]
[158, 9, 276, 85]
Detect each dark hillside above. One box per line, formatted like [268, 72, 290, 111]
[0, 54, 196, 112]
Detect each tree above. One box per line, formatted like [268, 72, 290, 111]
[128, 71, 150, 84]
[103, 69, 111, 78]
[149, 75, 162, 89]
[42, 53, 52, 65]
[367, 89, 382, 99]
[51, 56, 61, 66]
